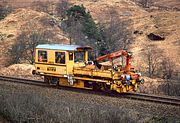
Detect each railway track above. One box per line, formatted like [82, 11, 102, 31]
[121, 92, 180, 106]
[0, 75, 180, 106]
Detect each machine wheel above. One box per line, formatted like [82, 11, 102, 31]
[92, 83, 101, 91]
[44, 76, 59, 86]
[102, 83, 111, 93]
[51, 77, 59, 86]
[44, 76, 50, 84]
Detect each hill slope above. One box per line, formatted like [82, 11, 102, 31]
[0, 8, 69, 66]
[0, 0, 179, 76]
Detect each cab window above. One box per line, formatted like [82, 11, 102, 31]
[38, 50, 47, 62]
[55, 52, 65, 64]
[74, 51, 84, 62]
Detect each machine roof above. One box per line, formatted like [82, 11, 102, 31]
[36, 44, 92, 51]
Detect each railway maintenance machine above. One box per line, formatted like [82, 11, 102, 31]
[32, 44, 144, 93]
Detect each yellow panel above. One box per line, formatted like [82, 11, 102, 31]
[73, 76, 109, 83]
[85, 51, 88, 62]
[73, 80, 84, 88]
[59, 78, 68, 86]
[48, 50, 55, 64]
[35, 49, 69, 75]
[73, 68, 116, 79]
[35, 64, 67, 75]
[67, 61, 74, 74]
[58, 78, 85, 89]
[35, 49, 38, 63]
[66, 51, 74, 75]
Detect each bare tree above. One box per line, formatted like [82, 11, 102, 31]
[8, 33, 27, 64]
[62, 5, 100, 47]
[138, 0, 153, 8]
[161, 58, 174, 80]
[0, 2, 12, 20]
[98, 8, 133, 55]
[56, 0, 71, 18]
[31, 1, 52, 14]
[144, 45, 163, 78]
[65, 17, 86, 45]
[26, 31, 45, 64]
[8, 30, 49, 65]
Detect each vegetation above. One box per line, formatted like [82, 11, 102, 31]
[60, 5, 100, 58]
[98, 8, 133, 55]
[161, 57, 174, 79]
[64, 5, 100, 42]
[56, 0, 71, 18]
[8, 31, 49, 65]
[8, 21, 53, 65]
[0, 3, 12, 20]
[8, 33, 27, 64]
[8, 16, 56, 65]
[61, 5, 133, 58]
[142, 44, 176, 79]
[4, 3, 177, 80]
[31, 1, 52, 14]
[143, 45, 163, 78]
[0, 87, 137, 123]
[0, 83, 179, 123]
[133, 0, 153, 8]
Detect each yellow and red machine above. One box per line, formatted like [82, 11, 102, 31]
[33, 44, 144, 93]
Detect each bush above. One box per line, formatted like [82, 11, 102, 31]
[65, 5, 100, 41]
[0, 4, 12, 20]
[0, 90, 142, 122]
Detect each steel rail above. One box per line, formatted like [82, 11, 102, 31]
[0, 75, 180, 106]
[120, 92, 180, 106]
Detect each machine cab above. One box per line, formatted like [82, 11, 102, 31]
[34, 44, 92, 77]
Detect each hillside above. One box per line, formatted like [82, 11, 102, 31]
[131, 11, 180, 72]
[77, 0, 180, 74]
[0, 0, 179, 75]
[0, 8, 69, 66]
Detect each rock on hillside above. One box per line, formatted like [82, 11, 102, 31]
[130, 10, 180, 73]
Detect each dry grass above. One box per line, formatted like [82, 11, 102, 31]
[152, 0, 180, 10]
[0, 80, 180, 123]
[0, 64, 42, 81]
[141, 77, 180, 96]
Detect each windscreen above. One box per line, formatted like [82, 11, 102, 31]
[74, 51, 85, 62]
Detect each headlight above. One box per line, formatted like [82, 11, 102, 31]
[138, 73, 141, 76]
[125, 75, 131, 80]
[121, 75, 125, 78]
[140, 78, 144, 84]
